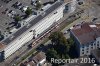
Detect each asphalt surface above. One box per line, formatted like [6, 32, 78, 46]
[0, 0, 36, 34]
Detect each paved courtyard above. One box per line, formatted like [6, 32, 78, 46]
[0, 0, 35, 34]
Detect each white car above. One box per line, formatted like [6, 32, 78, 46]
[7, 13, 13, 18]
[11, 11, 16, 15]
[7, 10, 16, 18]
[22, 6, 29, 12]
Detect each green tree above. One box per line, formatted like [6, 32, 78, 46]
[46, 31, 77, 65]
[49, 31, 69, 52]
[47, 31, 70, 64]
[49, 31, 67, 45]
[35, 1, 42, 10]
[46, 48, 59, 62]
[14, 15, 21, 22]
[67, 37, 74, 47]
[25, 7, 32, 16]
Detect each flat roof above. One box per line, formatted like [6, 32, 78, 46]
[2, 1, 63, 45]
[32, 51, 46, 64]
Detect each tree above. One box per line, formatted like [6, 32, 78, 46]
[49, 31, 69, 52]
[46, 48, 59, 62]
[49, 31, 65, 45]
[25, 7, 32, 16]
[46, 48, 63, 66]
[67, 37, 74, 47]
[14, 15, 21, 22]
[46, 31, 70, 65]
[46, 31, 78, 66]
[35, 1, 42, 10]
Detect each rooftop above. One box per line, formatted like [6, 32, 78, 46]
[32, 51, 46, 63]
[24, 52, 46, 66]
[40, 0, 55, 4]
[71, 22, 100, 44]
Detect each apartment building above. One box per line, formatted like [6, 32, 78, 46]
[70, 22, 100, 56]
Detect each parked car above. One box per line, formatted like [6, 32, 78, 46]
[78, 2, 83, 5]
[18, 3, 23, 9]
[21, 6, 29, 12]
[7, 10, 16, 18]
[11, 10, 16, 15]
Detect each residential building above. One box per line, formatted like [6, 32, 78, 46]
[22, 52, 46, 66]
[70, 22, 100, 56]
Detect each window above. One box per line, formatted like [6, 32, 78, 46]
[91, 47, 93, 49]
[97, 41, 99, 44]
[97, 44, 99, 46]
[82, 49, 84, 51]
[82, 46, 84, 48]
[87, 51, 88, 53]
[82, 52, 84, 54]
[54, 11, 57, 14]
[91, 44, 93, 46]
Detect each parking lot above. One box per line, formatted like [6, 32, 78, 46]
[0, 0, 36, 34]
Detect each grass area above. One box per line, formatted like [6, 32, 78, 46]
[41, 38, 49, 44]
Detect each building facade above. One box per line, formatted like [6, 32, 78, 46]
[70, 23, 100, 56]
